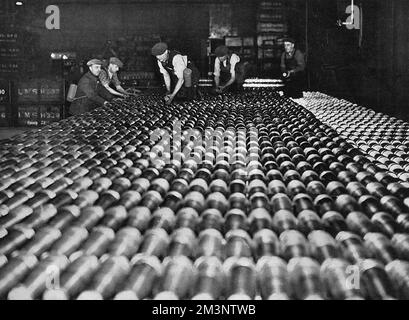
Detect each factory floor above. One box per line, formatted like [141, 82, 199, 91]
[0, 127, 32, 141]
[0, 89, 408, 300]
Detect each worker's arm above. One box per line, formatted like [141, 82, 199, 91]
[158, 61, 171, 92]
[214, 58, 221, 87]
[214, 75, 220, 87]
[164, 74, 182, 105]
[112, 73, 127, 94]
[111, 73, 139, 94]
[171, 75, 184, 98]
[291, 50, 306, 74]
[115, 85, 128, 94]
[160, 67, 173, 103]
[170, 55, 186, 97]
[221, 73, 236, 90]
[99, 71, 125, 97]
[287, 50, 306, 77]
[103, 84, 125, 97]
[164, 55, 186, 104]
[164, 73, 172, 93]
[115, 85, 141, 94]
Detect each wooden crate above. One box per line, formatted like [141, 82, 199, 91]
[17, 104, 61, 127]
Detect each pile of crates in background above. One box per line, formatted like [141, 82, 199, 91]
[116, 35, 161, 88]
[257, 0, 288, 76]
[0, 78, 63, 128]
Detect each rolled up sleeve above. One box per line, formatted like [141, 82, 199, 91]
[98, 70, 110, 87]
[158, 61, 167, 75]
[112, 73, 121, 87]
[229, 54, 240, 75]
[214, 58, 221, 77]
[173, 55, 186, 79]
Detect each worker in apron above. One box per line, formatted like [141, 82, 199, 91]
[152, 42, 200, 105]
[213, 45, 247, 93]
[280, 38, 306, 99]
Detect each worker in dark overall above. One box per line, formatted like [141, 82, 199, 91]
[213, 45, 247, 93]
[280, 38, 306, 99]
[152, 42, 200, 105]
[69, 59, 110, 116]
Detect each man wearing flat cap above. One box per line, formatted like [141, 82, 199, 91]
[280, 38, 306, 98]
[69, 59, 110, 116]
[213, 45, 246, 93]
[98, 57, 135, 100]
[151, 42, 200, 105]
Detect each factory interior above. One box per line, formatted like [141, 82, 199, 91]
[1, 0, 409, 301]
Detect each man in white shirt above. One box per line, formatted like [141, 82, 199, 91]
[214, 45, 245, 93]
[152, 42, 199, 105]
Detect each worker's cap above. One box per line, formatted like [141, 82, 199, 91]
[86, 59, 103, 66]
[151, 42, 168, 56]
[109, 57, 123, 68]
[283, 38, 296, 44]
[215, 45, 229, 58]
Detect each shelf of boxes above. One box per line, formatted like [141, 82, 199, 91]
[225, 36, 258, 62]
[257, 0, 288, 75]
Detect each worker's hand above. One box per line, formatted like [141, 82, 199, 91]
[287, 70, 295, 78]
[126, 88, 141, 95]
[164, 94, 174, 105]
[215, 86, 224, 93]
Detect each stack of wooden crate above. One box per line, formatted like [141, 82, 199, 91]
[257, 0, 288, 76]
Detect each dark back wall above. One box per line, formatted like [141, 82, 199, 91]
[21, 2, 209, 72]
[13, 0, 255, 76]
[287, 0, 409, 121]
